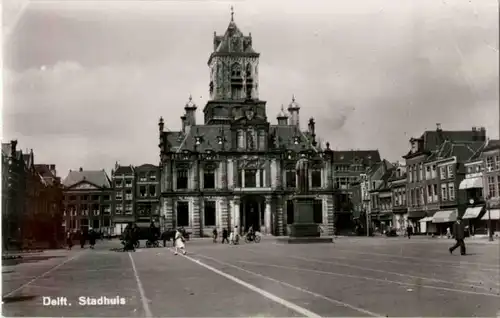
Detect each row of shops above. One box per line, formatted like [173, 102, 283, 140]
[419, 207, 500, 236]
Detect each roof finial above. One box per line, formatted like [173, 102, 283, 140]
[231, 6, 234, 21]
[281, 104, 285, 111]
[188, 94, 192, 102]
[292, 94, 295, 102]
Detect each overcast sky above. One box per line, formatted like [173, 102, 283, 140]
[3, 0, 499, 178]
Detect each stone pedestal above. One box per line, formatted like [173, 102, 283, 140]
[289, 195, 320, 238]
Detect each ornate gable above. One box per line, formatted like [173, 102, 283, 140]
[69, 181, 101, 190]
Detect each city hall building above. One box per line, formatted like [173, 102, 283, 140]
[158, 11, 336, 237]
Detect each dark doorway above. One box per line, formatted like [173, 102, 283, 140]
[241, 196, 265, 232]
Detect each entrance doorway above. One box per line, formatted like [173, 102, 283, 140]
[240, 195, 265, 232]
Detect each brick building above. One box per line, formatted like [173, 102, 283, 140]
[2, 140, 64, 248]
[62, 168, 113, 233]
[158, 11, 336, 237]
[389, 164, 407, 234]
[480, 140, 500, 235]
[403, 124, 486, 234]
[110, 163, 161, 235]
[331, 150, 382, 233]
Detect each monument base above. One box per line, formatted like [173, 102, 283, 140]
[289, 223, 320, 237]
[288, 195, 321, 238]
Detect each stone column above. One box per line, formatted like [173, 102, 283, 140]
[165, 161, 172, 191]
[327, 194, 335, 236]
[192, 160, 200, 190]
[265, 160, 271, 188]
[271, 158, 277, 189]
[265, 195, 272, 235]
[220, 157, 228, 190]
[227, 159, 233, 189]
[233, 196, 240, 234]
[276, 197, 284, 236]
[276, 159, 282, 188]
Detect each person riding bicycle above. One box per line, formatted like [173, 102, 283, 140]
[247, 225, 255, 241]
[147, 222, 159, 246]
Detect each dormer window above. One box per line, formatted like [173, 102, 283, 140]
[293, 136, 300, 145]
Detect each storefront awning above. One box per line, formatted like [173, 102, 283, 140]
[459, 177, 483, 190]
[432, 210, 457, 223]
[480, 209, 500, 221]
[419, 216, 433, 222]
[462, 206, 484, 219]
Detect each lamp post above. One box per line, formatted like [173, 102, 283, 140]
[486, 195, 494, 241]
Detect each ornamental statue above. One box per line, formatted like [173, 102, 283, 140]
[295, 154, 310, 194]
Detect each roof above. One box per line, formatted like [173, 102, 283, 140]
[332, 150, 381, 165]
[482, 139, 500, 152]
[376, 168, 396, 191]
[163, 123, 319, 153]
[62, 170, 111, 188]
[114, 165, 134, 175]
[426, 140, 485, 163]
[135, 164, 158, 171]
[404, 129, 485, 158]
[212, 17, 257, 56]
[34, 164, 58, 185]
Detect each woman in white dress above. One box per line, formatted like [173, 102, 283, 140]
[174, 229, 187, 255]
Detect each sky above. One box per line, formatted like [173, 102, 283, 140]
[2, 0, 499, 178]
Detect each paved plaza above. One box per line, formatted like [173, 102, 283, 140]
[2, 237, 500, 317]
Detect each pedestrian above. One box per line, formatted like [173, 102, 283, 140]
[66, 231, 73, 250]
[449, 216, 466, 255]
[89, 228, 96, 249]
[212, 228, 218, 243]
[221, 228, 229, 244]
[174, 228, 187, 255]
[446, 227, 452, 239]
[406, 224, 412, 239]
[79, 230, 86, 248]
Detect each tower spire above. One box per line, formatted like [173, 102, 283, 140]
[230, 6, 234, 22]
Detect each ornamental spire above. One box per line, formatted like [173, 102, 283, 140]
[231, 6, 234, 22]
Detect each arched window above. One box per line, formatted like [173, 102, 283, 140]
[246, 64, 252, 78]
[231, 63, 242, 78]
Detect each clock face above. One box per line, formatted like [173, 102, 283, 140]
[469, 199, 474, 204]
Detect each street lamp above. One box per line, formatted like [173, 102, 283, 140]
[486, 195, 494, 241]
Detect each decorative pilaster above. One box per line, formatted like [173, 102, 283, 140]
[271, 158, 277, 189]
[233, 196, 240, 234]
[276, 159, 282, 188]
[233, 159, 239, 188]
[165, 161, 172, 191]
[220, 157, 228, 190]
[164, 198, 174, 228]
[193, 160, 200, 190]
[326, 194, 335, 236]
[265, 160, 271, 188]
[192, 197, 201, 238]
[276, 197, 284, 236]
[220, 197, 229, 230]
[265, 195, 272, 234]
[227, 159, 234, 189]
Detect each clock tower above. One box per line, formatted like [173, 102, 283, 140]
[203, 7, 266, 126]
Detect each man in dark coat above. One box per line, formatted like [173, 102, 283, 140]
[221, 228, 229, 244]
[449, 216, 466, 255]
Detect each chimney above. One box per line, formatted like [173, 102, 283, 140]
[479, 127, 486, 141]
[436, 123, 442, 131]
[79, 167, 83, 172]
[472, 127, 477, 132]
[158, 117, 164, 132]
[115, 161, 119, 170]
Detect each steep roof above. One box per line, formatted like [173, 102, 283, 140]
[403, 129, 485, 159]
[482, 139, 500, 152]
[426, 140, 484, 163]
[332, 150, 381, 165]
[114, 165, 134, 175]
[211, 15, 257, 56]
[63, 170, 111, 188]
[34, 164, 59, 185]
[164, 124, 319, 153]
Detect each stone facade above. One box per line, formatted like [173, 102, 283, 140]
[158, 12, 335, 237]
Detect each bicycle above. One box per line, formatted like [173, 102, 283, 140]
[244, 233, 261, 243]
